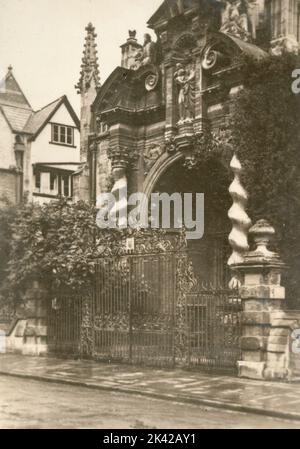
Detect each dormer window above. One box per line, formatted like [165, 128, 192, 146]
[51, 124, 74, 146]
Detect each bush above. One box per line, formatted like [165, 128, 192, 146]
[3, 199, 98, 303]
[0, 199, 18, 305]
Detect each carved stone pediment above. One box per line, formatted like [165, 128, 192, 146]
[201, 32, 267, 73]
[93, 64, 164, 128]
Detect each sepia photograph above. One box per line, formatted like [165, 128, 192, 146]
[1, 0, 300, 434]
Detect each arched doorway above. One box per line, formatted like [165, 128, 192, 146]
[151, 156, 232, 287]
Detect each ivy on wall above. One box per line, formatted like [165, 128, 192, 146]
[183, 53, 300, 302]
[229, 53, 300, 302]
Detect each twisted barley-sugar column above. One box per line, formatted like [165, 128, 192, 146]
[228, 154, 252, 288]
[110, 168, 128, 229]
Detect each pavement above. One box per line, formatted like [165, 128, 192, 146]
[1, 354, 300, 422]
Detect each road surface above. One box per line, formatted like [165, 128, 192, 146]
[0, 375, 299, 429]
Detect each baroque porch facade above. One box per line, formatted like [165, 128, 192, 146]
[72, 0, 300, 380]
[4, 1, 300, 381]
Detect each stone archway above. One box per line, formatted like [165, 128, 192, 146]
[143, 150, 184, 201]
[143, 153, 232, 286]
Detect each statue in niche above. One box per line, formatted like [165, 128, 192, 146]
[135, 33, 158, 67]
[220, 0, 256, 42]
[174, 63, 195, 122]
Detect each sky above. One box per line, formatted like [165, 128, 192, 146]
[0, 0, 162, 114]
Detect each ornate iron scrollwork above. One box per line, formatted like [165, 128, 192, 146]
[174, 253, 199, 364]
[80, 294, 94, 357]
[95, 228, 187, 258]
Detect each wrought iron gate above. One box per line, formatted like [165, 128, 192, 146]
[91, 252, 176, 367]
[48, 238, 242, 372]
[47, 293, 83, 355]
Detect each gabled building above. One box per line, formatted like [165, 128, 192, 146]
[0, 66, 80, 204]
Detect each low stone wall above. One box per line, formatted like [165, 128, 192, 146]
[1, 282, 48, 356]
[268, 310, 300, 380]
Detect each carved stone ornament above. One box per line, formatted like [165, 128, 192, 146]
[202, 47, 219, 71]
[128, 30, 137, 39]
[134, 63, 160, 92]
[220, 0, 254, 42]
[171, 33, 197, 65]
[134, 33, 158, 69]
[144, 144, 164, 172]
[145, 72, 159, 91]
[165, 136, 177, 154]
[108, 145, 139, 170]
[270, 37, 300, 56]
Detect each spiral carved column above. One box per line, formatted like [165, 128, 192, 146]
[109, 167, 128, 229]
[228, 154, 252, 288]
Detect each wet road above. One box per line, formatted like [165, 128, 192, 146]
[0, 375, 299, 429]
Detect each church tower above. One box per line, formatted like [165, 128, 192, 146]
[76, 23, 100, 162]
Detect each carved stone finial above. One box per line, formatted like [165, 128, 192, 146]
[248, 219, 276, 258]
[128, 30, 137, 40]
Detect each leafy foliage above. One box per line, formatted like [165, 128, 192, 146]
[229, 53, 300, 302]
[0, 199, 18, 304]
[184, 128, 233, 171]
[3, 199, 99, 303]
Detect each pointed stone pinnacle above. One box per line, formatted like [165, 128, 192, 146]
[76, 23, 100, 93]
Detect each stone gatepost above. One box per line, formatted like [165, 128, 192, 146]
[232, 220, 288, 380]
